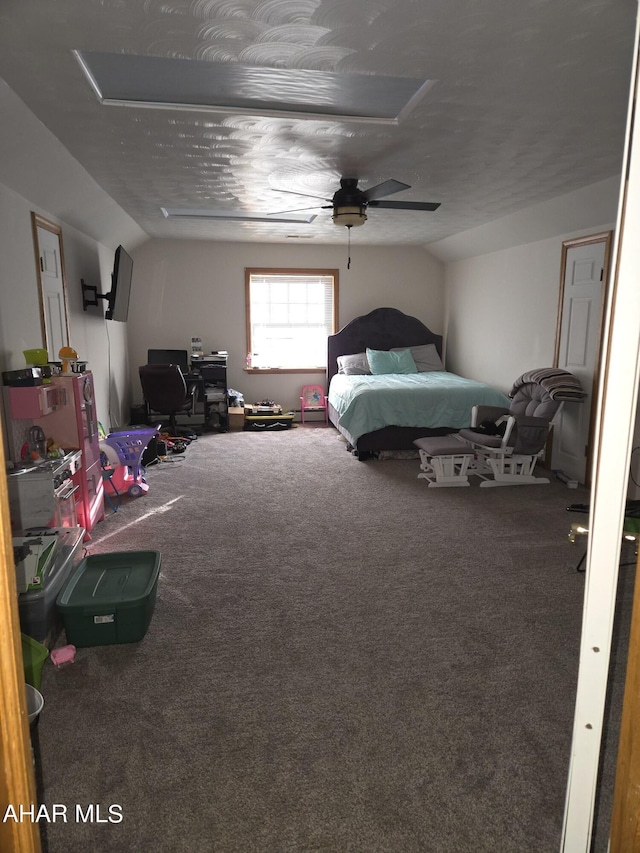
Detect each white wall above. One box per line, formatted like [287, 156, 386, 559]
[0, 183, 43, 366]
[442, 224, 614, 394]
[427, 177, 621, 264]
[432, 176, 622, 393]
[128, 239, 445, 411]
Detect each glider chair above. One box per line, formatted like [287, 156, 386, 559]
[416, 368, 586, 487]
[139, 363, 197, 436]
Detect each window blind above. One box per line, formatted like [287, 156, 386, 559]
[248, 272, 335, 369]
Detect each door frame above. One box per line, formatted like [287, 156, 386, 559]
[30, 212, 71, 359]
[553, 230, 613, 486]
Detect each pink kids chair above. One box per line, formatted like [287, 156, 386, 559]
[300, 385, 328, 425]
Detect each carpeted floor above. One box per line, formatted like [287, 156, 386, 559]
[36, 426, 634, 852]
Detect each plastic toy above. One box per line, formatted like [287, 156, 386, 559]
[50, 644, 76, 667]
[99, 428, 157, 498]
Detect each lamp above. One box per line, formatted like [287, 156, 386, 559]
[332, 206, 367, 227]
[331, 179, 368, 227]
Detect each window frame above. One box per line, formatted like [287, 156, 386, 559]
[244, 267, 339, 374]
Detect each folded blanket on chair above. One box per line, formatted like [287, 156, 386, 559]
[510, 368, 587, 402]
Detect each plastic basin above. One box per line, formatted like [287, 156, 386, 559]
[25, 683, 44, 727]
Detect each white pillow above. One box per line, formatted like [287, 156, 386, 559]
[392, 344, 443, 372]
[337, 352, 371, 375]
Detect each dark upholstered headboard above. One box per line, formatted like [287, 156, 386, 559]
[327, 307, 443, 385]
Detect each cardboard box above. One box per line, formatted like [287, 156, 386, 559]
[228, 406, 245, 431]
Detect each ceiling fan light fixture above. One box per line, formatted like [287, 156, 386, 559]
[333, 206, 367, 227]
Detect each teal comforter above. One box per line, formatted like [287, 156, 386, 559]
[328, 371, 510, 444]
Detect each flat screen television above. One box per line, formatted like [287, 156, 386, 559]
[81, 245, 134, 321]
[105, 245, 133, 322]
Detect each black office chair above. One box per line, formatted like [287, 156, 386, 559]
[138, 364, 198, 436]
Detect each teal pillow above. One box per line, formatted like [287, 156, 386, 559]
[366, 347, 418, 375]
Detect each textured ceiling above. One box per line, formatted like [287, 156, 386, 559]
[0, 0, 636, 246]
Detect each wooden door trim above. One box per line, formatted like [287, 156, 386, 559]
[610, 552, 640, 851]
[0, 430, 41, 851]
[552, 231, 613, 486]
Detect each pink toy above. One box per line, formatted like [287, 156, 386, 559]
[50, 645, 76, 667]
[100, 428, 156, 498]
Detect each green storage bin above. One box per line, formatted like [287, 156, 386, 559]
[21, 633, 49, 690]
[57, 551, 161, 647]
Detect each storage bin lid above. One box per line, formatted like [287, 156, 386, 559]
[18, 528, 85, 602]
[57, 551, 161, 610]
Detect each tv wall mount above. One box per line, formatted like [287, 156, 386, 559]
[81, 277, 110, 311]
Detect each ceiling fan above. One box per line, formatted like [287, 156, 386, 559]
[271, 177, 440, 228]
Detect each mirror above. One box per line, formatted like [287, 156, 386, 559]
[30, 212, 70, 360]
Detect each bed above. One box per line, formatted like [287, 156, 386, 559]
[326, 307, 510, 459]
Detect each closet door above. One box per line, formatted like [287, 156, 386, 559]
[552, 232, 612, 485]
[31, 212, 70, 361]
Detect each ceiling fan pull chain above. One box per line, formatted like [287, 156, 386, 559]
[347, 224, 352, 269]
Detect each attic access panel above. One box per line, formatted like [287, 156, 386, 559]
[73, 52, 434, 124]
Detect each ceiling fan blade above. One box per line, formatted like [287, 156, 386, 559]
[272, 188, 332, 202]
[368, 199, 441, 211]
[363, 179, 411, 201]
[268, 204, 331, 214]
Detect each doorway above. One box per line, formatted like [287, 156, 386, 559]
[31, 212, 70, 361]
[552, 231, 613, 485]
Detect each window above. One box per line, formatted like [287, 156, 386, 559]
[245, 268, 338, 372]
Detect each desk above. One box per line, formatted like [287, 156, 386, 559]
[187, 356, 228, 431]
[138, 353, 228, 432]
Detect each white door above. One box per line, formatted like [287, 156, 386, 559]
[552, 235, 610, 484]
[33, 216, 69, 360]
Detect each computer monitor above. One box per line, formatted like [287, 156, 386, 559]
[147, 349, 189, 373]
